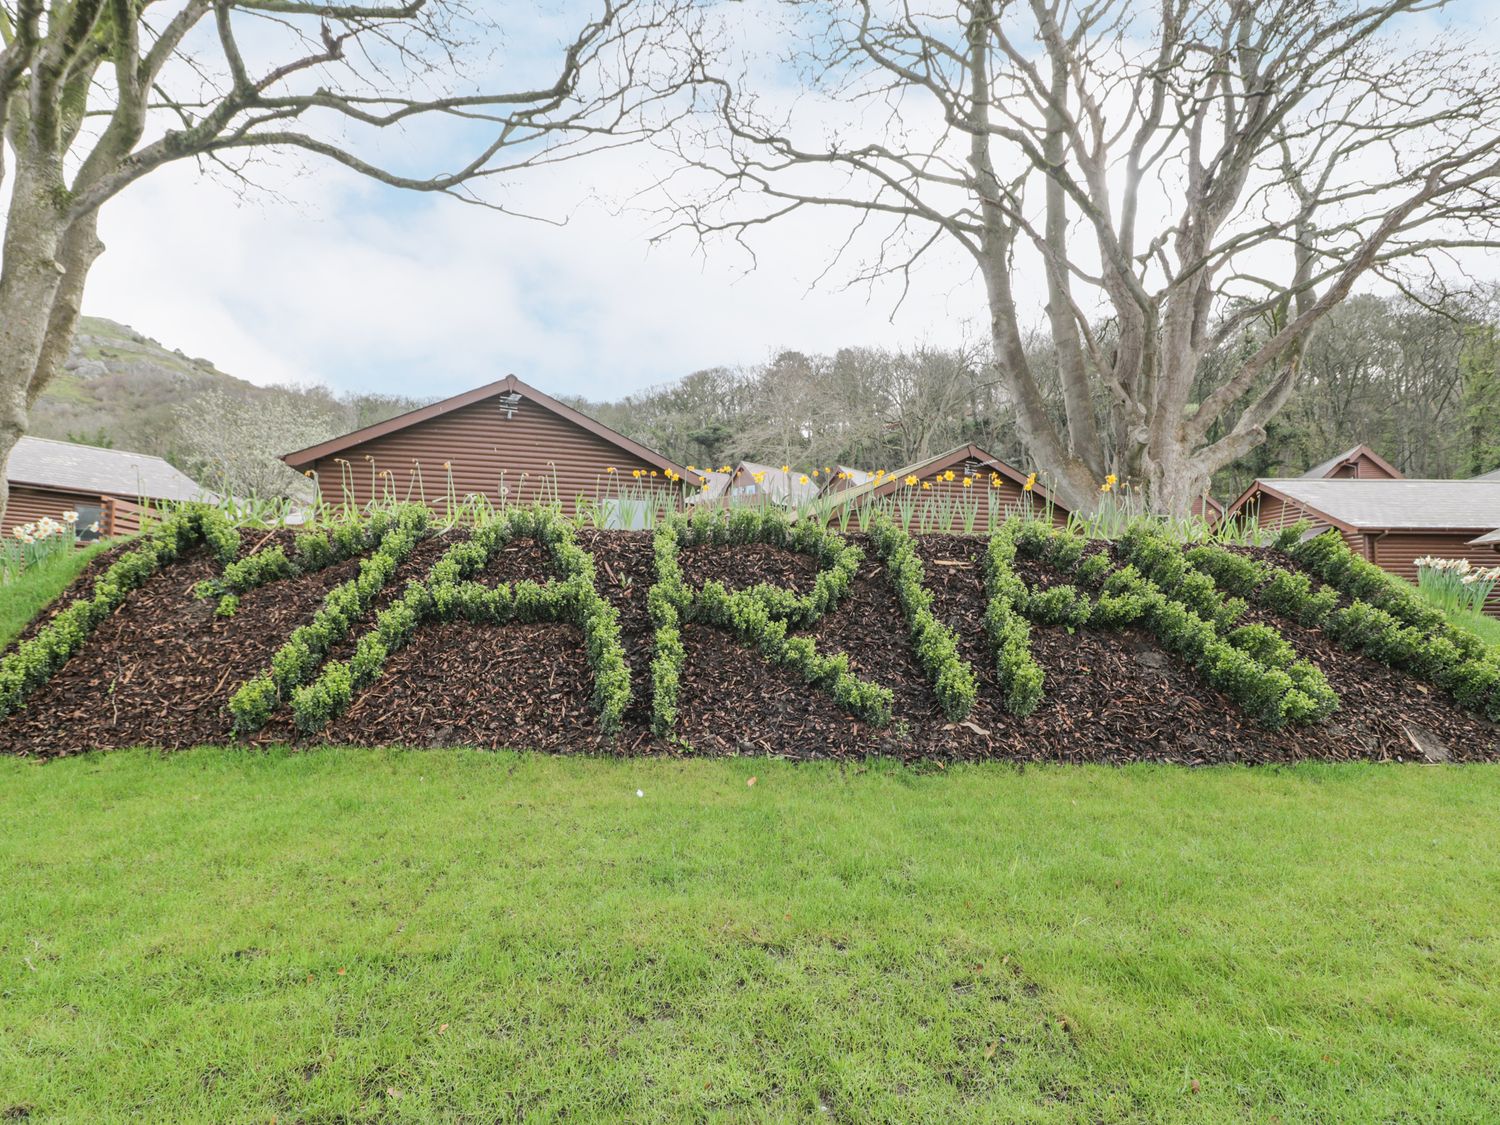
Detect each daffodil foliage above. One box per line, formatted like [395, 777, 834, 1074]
[647, 508, 891, 736]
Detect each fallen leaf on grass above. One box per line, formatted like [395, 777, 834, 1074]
[984, 1042, 997, 1060]
[386, 1088, 403, 1099]
[438, 1023, 449, 1035]
[1189, 1079, 1200, 1094]
[337, 968, 346, 976]
[746, 776, 757, 787]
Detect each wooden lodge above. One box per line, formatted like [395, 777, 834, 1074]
[283, 376, 701, 523]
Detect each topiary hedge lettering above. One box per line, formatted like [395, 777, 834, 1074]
[1186, 533, 1500, 720]
[648, 507, 892, 736]
[227, 505, 432, 732]
[980, 522, 1045, 716]
[865, 515, 978, 720]
[281, 505, 630, 735]
[993, 520, 1339, 728]
[0, 505, 239, 716]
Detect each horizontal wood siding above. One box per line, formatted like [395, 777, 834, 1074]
[1246, 490, 1363, 554]
[1371, 532, 1500, 613]
[106, 497, 146, 536]
[309, 391, 687, 518]
[2, 484, 110, 540]
[1337, 452, 1401, 480]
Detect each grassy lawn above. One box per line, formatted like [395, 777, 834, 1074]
[0, 542, 109, 649]
[1, 751, 1497, 1121]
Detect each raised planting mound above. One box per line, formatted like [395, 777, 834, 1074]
[2, 504, 1498, 763]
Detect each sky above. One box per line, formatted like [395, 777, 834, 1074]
[78, 0, 1499, 405]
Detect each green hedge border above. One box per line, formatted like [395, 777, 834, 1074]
[281, 506, 631, 735]
[866, 514, 978, 720]
[1000, 521, 1338, 728]
[1187, 532, 1500, 720]
[648, 507, 891, 737]
[227, 506, 432, 732]
[0, 505, 239, 717]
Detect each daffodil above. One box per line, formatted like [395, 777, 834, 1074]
[922, 481, 932, 490]
[962, 477, 973, 487]
[781, 464, 790, 473]
[1024, 472, 1037, 491]
[942, 469, 956, 482]
[606, 466, 617, 474]
[632, 469, 643, 479]
[799, 474, 809, 484]
[904, 474, 918, 486]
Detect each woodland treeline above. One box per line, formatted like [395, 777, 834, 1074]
[572, 289, 1500, 500]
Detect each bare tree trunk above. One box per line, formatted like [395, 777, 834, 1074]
[0, 157, 72, 524]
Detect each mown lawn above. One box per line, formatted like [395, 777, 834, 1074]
[1, 751, 1497, 1121]
[0, 541, 109, 649]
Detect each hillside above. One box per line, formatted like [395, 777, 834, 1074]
[26, 318, 426, 496]
[33, 317, 260, 459]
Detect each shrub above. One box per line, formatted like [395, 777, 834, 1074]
[281, 505, 633, 736]
[0, 505, 239, 718]
[1190, 535, 1500, 720]
[229, 507, 431, 733]
[981, 524, 1047, 716]
[1007, 519, 1337, 728]
[866, 515, 978, 720]
[647, 509, 892, 736]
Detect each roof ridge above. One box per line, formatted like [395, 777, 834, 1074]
[16, 433, 174, 464]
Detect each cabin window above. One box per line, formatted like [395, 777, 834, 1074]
[75, 503, 105, 542]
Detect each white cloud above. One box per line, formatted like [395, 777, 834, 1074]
[83, 137, 986, 401]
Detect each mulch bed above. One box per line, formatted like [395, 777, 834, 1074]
[3, 530, 1497, 763]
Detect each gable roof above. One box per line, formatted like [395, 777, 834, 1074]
[1299, 443, 1403, 480]
[1470, 527, 1500, 547]
[1227, 478, 1500, 533]
[1472, 467, 1500, 481]
[825, 443, 1066, 512]
[685, 469, 731, 504]
[727, 461, 821, 504]
[5, 435, 209, 503]
[282, 374, 701, 486]
[817, 466, 874, 495]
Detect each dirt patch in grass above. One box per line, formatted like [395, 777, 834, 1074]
[2, 529, 1497, 761]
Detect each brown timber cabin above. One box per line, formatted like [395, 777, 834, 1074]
[821, 443, 1070, 533]
[1226, 478, 1500, 612]
[1298, 443, 1404, 481]
[282, 375, 701, 521]
[3, 436, 211, 540]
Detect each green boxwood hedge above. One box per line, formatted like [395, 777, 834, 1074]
[0, 505, 239, 717]
[866, 515, 977, 720]
[276, 506, 631, 735]
[647, 508, 891, 737]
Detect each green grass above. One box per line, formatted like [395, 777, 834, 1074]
[2, 751, 1498, 1121]
[0, 541, 109, 648]
[1444, 604, 1500, 646]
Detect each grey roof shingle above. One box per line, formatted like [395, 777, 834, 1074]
[1255, 478, 1500, 530]
[5, 435, 209, 503]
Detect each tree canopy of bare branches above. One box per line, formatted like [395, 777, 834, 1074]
[0, 0, 692, 517]
[667, 0, 1500, 513]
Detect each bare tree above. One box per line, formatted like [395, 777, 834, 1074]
[667, 0, 1500, 513]
[175, 384, 338, 498]
[0, 0, 691, 522]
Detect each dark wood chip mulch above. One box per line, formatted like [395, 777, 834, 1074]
[2, 530, 1496, 763]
